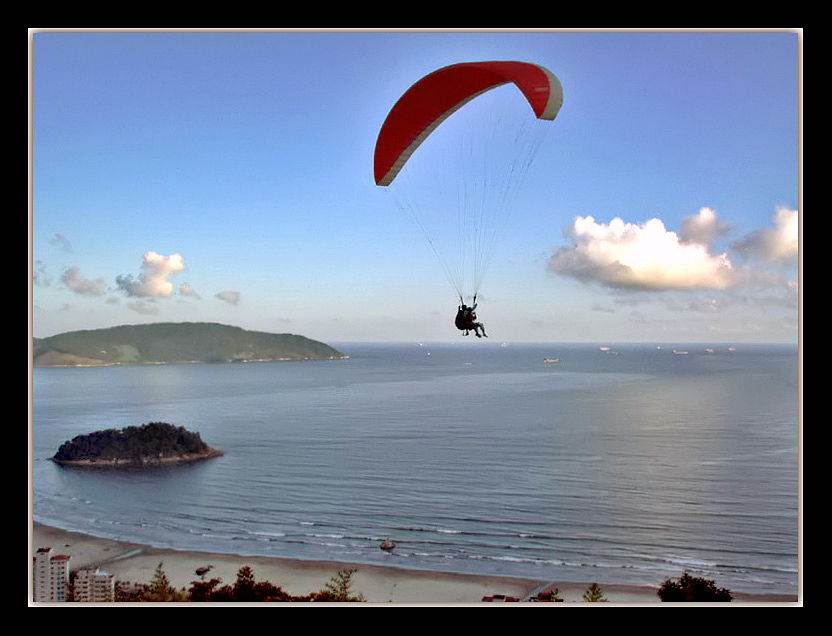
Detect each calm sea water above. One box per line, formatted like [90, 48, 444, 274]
[31, 342, 799, 596]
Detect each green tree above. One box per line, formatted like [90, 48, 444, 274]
[143, 562, 186, 602]
[190, 565, 296, 602]
[233, 565, 257, 602]
[582, 582, 607, 602]
[312, 568, 364, 602]
[657, 572, 733, 602]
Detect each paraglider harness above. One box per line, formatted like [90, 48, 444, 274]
[455, 295, 487, 338]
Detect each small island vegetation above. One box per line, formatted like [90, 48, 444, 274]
[51, 422, 224, 468]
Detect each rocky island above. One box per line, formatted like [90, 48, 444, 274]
[32, 322, 347, 367]
[50, 422, 224, 468]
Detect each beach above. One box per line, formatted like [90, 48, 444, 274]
[31, 522, 797, 604]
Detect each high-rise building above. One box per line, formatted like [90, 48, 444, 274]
[32, 547, 70, 602]
[74, 567, 115, 602]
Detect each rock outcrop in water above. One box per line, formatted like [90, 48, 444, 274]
[50, 422, 224, 469]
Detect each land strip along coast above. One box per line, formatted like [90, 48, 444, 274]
[31, 523, 796, 604]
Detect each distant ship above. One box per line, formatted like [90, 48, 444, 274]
[543, 358, 559, 364]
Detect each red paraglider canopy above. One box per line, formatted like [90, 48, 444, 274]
[374, 61, 563, 186]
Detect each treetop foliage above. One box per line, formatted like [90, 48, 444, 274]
[115, 563, 365, 602]
[657, 572, 734, 602]
[53, 422, 213, 463]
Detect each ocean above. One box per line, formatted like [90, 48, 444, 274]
[30, 342, 800, 596]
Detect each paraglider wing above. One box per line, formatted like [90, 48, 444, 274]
[374, 61, 563, 187]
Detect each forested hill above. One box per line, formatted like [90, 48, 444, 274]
[32, 322, 347, 367]
[51, 422, 224, 468]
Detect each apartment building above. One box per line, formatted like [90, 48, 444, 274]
[74, 567, 115, 602]
[32, 547, 70, 602]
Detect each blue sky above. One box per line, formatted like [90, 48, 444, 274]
[30, 30, 800, 344]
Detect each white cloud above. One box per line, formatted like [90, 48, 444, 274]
[732, 206, 799, 264]
[62, 266, 105, 296]
[116, 252, 185, 298]
[548, 214, 735, 290]
[679, 207, 731, 246]
[215, 290, 240, 305]
[179, 283, 200, 298]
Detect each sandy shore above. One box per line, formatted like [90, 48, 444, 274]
[30, 522, 796, 604]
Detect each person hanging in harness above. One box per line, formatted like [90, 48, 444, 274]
[455, 296, 487, 338]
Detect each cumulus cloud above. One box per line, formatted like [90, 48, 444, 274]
[548, 214, 735, 291]
[215, 291, 240, 305]
[62, 266, 105, 296]
[679, 207, 731, 246]
[179, 283, 200, 299]
[116, 252, 185, 298]
[732, 206, 799, 264]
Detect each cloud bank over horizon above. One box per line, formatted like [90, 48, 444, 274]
[37, 249, 244, 322]
[35, 207, 798, 341]
[548, 206, 798, 295]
